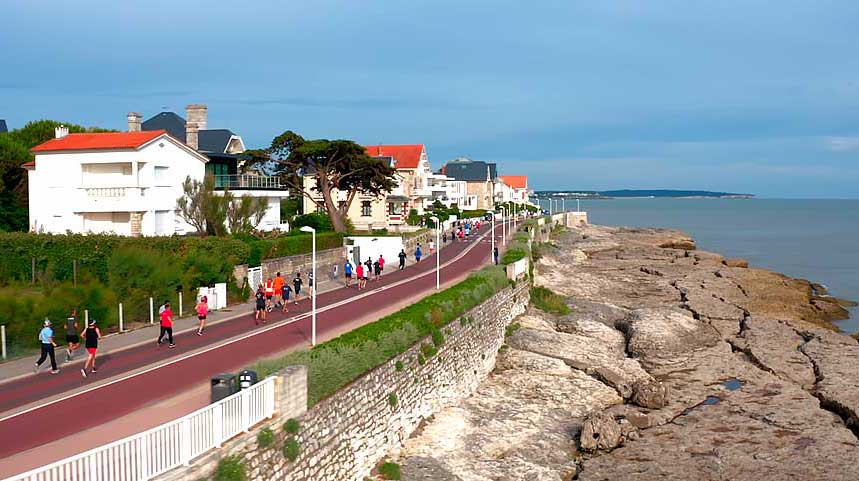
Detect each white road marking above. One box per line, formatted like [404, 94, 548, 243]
[0, 226, 496, 423]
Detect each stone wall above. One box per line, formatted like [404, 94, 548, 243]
[161, 282, 529, 481]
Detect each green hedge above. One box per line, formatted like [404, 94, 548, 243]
[245, 266, 509, 405]
[0, 233, 250, 285]
[243, 232, 344, 266]
[460, 209, 487, 219]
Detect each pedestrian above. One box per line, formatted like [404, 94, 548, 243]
[65, 308, 80, 362]
[273, 272, 285, 309]
[80, 319, 101, 378]
[254, 284, 266, 324]
[332, 263, 338, 281]
[494, 246, 500, 265]
[308, 271, 315, 296]
[159, 300, 167, 315]
[378, 254, 385, 278]
[415, 244, 423, 263]
[157, 302, 175, 348]
[443, 232, 447, 244]
[264, 277, 275, 312]
[34, 319, 59, 374]
[281, 282, 291, 313]
[428, 240, 435, 254]
[356, 262, 365, 290]
[373, 257, 381, 280]
[344, 259, 354, 287]
[365, 258, 373, 281]
[195, 295, 209, 336]
[293, 272, 303, 304]
[398, 249, 407, 270]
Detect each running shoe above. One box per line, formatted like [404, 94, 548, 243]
[33, 363, 39, 373]
[81, 369, 87, 378]
[91, 368, 97, 373]
[50, 370, 60, 375]
[169, 344, 176, 348]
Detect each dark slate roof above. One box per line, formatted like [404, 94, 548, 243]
[198, 129, 235, 153]
[444, 160, 496, 182]
[142, 112, 186, 142]
[0, 119, 7, 133]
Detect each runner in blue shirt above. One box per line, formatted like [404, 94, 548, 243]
[344, 260, 354, 288]
[34, 319, 59, 374]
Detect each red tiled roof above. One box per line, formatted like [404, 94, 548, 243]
[31, 130, 166, 153]
[364, 144, 424, 169]
[499, 175, 527, 189]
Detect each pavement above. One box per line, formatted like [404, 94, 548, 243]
[0, 222, 510, 477]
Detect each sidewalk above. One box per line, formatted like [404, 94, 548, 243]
[0, 244, 439, 384]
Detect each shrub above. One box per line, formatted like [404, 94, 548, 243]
[420, 342, 438, 359]
[388, 392, 398, 408]
[500, 241, 529, 265]
[429, 307, 444, 327]
[505, 322, 521, 337]
[214, 455, 246, 481]
[379, 462, 402, 480]
[417, 354, 426, 365]
[431, 328, 445, 348]
[291, 212, 334, 232]
[530, 286, 570, 315]
[283, 418, 301, 435]
[394, 360, 404, 371]
[283, 437, 300, 462]
[256, 427, 275, 449]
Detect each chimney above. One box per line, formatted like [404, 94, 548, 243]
[186, 104, 207, 131]
[127, 112, 142, 132]
[55, 125, 69, 139]
[186, 123, 199, 150]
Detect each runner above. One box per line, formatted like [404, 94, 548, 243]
[356, 262, 365, 290]
[344, 259, 354, 287]
[378, 254, 385, 279]
[308, 271, 315, 296]
[365, 258, 374, 282]
[34, 319, 59, 374]
[80, 319, 102, 378]
[195, 295, 209, 336]
[373, 257, 381, 281]
[443, 232, 448, 243]
[65, 308, 80, 362]
[398, 249, 407, 270]
[293, 272, 303, 304]
[281, 281, 291, 313]
[273, 272, 285, 309]
[254, 284, 266, 324]
[264, 277, 275, 312]
[428, 239, 435, 254]
[415, 244, 423, 263]
[157, 302, 175, 348]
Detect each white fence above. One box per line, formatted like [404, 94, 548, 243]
[4, 376, 276, 481]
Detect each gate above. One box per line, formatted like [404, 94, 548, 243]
[248, 266, 262, 290]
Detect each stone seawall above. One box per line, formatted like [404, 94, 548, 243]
[161, 282, 529, 481]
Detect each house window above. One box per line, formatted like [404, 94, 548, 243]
[389, 202, 403, 215]
[154, 166, 169, 186]
[362, 201, 372, 217]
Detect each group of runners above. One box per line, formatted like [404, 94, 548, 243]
[34, 309, 101, 378]
[343, 254, 387, 290]
[254, 271, 313, 323]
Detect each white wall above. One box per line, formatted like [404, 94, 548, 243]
[345, 236, 404, 267]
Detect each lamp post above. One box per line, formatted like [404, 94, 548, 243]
[577, 198, 581, 212]
[430, 216, 440, 289]
[501, 206, 507, 245]
[491, 212, 497, 265]
[299, 225, 317, 346]
[562, 197, 566, 213]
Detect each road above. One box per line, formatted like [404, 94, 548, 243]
[0, 222, 504, 461]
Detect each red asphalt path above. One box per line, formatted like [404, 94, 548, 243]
[0, 223, 502, 459]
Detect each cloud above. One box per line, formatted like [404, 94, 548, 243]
[824, 136, 859, 152]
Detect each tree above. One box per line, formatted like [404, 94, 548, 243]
[250, 131, 398, 233]
[176, 175, 268, 236]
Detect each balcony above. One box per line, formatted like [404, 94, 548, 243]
[75, 186, 148, 213]
[212, 174, 287, 191]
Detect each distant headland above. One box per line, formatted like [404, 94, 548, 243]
[535, 189, 754, 199]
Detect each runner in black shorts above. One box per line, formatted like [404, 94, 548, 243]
[254, 285, 266, 325]
[293, 273, 303, 305]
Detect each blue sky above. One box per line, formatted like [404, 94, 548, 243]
[2, 0, 858, 197]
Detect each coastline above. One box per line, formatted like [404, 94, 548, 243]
[374, 223, 859, 480]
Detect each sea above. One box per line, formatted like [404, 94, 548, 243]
[565, 198, 859, 333]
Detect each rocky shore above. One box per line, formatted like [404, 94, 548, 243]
[380, 224, 859, 480]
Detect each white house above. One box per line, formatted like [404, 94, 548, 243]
[427, 172, 471, 209]
[25, 121, 287, 236]
[497, 175, 531, 204]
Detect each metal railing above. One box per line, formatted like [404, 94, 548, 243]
[212, 174, 287, 190]
[4, 376, 276, 481]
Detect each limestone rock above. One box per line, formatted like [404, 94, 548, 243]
[658, 238, 696, 250]
[723, 258, 749, 268]
[622, 307, 721, 369]
[580, 411, 622, 452]
[631, 379, 668, 409]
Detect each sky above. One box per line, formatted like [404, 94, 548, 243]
[2, 0, 858, 198]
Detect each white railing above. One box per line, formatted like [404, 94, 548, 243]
[4, 376, 276, 481]
[212, 174, 287, 190]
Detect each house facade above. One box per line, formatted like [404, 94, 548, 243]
[441, 157, 497, 210]
[427, 172, 472, 209]
[25, 106, 288, 236]
[496, 175, 530, 204]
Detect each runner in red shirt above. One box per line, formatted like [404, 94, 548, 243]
[157, 302, 175, 348]
[356, 263, 365, 290]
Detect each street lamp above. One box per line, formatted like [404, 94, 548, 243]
[299, 225, 317, 346]
[500, 206, 506, 245]
[491, 211, 497, 265]
[430, 216, 440, 290]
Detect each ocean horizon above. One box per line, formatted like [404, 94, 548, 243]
[567, 198, 859, 333]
